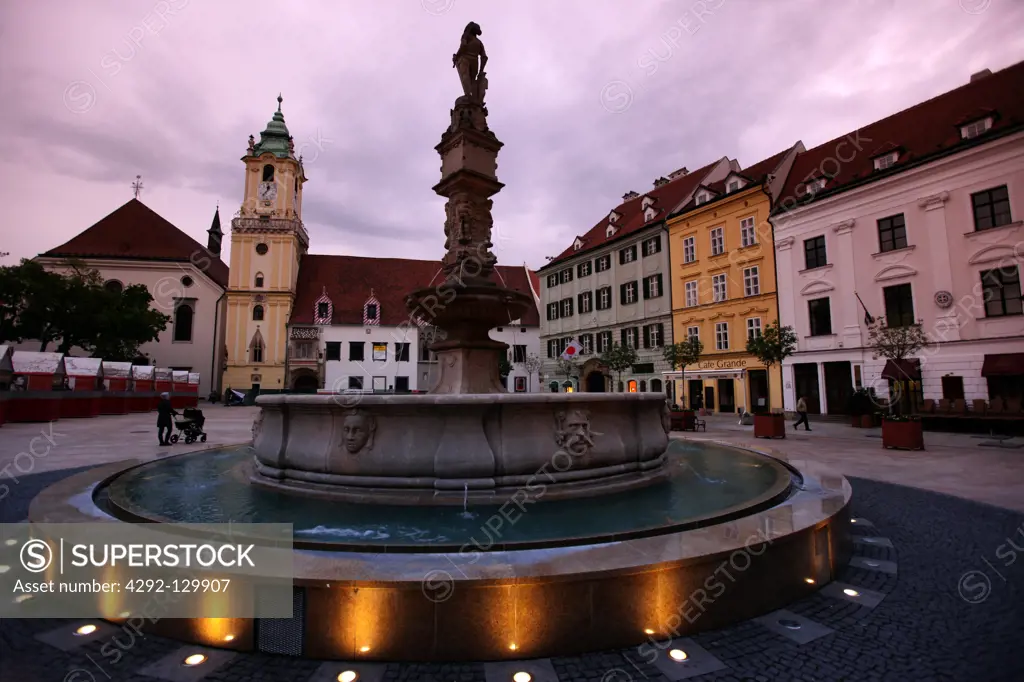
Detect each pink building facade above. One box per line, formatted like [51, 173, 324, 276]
[773, 63, 1024, 414]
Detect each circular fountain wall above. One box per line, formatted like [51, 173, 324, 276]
[251, 392, 673, 505]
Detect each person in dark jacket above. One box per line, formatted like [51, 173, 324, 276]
[157, 392, 178, 445]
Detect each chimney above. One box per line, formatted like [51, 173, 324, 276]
[622, 191, 640, 201]
[653, 177, 670, 188]
[970, 69, 992, 83]
[668, 167, 688, 179]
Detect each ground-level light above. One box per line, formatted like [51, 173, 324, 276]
[669, 649, 687, 662]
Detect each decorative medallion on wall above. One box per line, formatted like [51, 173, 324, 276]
[934, 291, 953, 308]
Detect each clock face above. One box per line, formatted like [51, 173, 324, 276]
[258, 182, 277, 201]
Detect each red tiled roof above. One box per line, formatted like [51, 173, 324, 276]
[41, 199, 229, 288]
[291, 255, 541, 327]
[778, 60, 1024, 210]
[544, 158, 726, 269]
[677, 147, 793, 211]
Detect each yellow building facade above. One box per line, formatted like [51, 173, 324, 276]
[667, 147, 801, 413]
[222, 96, 308, 394]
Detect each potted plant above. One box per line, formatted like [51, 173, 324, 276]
[746, 321, 797, 439]
[663, 337, 703, 422]
[868, 319, 927, 450]
[846, 388, 875, 428]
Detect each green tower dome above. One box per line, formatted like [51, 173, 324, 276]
[252, 94, 293, 158]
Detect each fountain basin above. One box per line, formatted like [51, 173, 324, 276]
[252, 392, 671, 505]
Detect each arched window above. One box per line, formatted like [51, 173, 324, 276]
[250, 331, 265, 364]
[640, 380, 647, 392]
[104, 280, 123, 294]
[254, 272, 264, 288]
[628, 380, 638, 393]
[253, 305, 264, 321]
[618, 381, 624, 392]
[173, 303, 193, 342]
[262, 165, 274, 182]
[549, 381, 559, 393]
[651, 379, 663, 393]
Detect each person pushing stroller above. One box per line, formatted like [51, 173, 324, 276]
[157, 392, 178, 446]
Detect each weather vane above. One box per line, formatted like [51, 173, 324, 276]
[132, 175, 144, 199]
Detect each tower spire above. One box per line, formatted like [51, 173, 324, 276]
[207, 205, 223, 257]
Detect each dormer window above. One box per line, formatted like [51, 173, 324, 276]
[313, 287, 333, 325]
[641, 195, 654, 210]
[643, 206, 657, 222]
[573, 237, 584, 251]
[803, 178, 826, 195]
[609, 210, 621, 223]
[606, 224, 618, 238]
[363, 291, 381, 326]
[873, 151, 899, 171]
[727, 180, 740, 192]
[961, 117, 993, 140]
[695, 191, 710, 206]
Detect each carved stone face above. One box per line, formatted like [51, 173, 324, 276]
[342, 412, 375, 454]
[556, 409, 597, 456]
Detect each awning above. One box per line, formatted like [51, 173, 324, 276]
[981, 353, 1024, 377]
[880, 359, 920, 380]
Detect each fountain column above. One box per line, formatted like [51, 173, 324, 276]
[406, 21, 533, 394]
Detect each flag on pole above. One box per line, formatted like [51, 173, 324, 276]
[560, 340, 583, 361]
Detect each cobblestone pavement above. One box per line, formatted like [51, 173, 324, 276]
[2, 466, 1023, 681]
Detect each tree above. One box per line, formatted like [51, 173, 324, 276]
[745, 321, 797, 413]
[868, 319, 928, 414]
[523, 353, 543, 392]
[498, 351, 513, 384]
[556, 356, 579, 389]
[88, 284, 170, 361]
[600, 342, 638, 391]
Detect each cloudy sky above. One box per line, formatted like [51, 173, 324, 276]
[2, 0, 1022, 270]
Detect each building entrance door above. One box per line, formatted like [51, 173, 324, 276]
[823, 361, 853, 414]
[688, 380, 703, 409]
[704, 385, 716, 413]
[586, 371, 606, 393]
[718, 379, 735, 413]
[792, 364, 821, 414]
[748, 369, 769, 411]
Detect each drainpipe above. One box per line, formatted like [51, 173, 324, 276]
[210, 289, 226, 398]
[762, 180, 783, 413]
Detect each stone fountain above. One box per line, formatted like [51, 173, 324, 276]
[251, 22, 671, 504]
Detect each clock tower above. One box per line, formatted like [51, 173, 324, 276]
[222, 95, 309, 394]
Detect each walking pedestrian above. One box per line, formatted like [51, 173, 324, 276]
[157, 392, 178, 446]
[793, 396, 811, 431]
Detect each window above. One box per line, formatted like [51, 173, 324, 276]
[643, 236, 662, 257]
[740, 217, 756, 247]
[651, 379, 663, 392]
[326, 342, 342, 361]
[254, 273, 264, 288]
[293, 341, 313, 359]
[743, 267, 760, 296]
[395, 376, 409, 392]
[620, 244, 637, 264]
[942, 375, 965, 400]
[255, 242, 269, 255]
[580, 334, 593, 355]
[577, 261, 592, 278]
[804, 178, 825, 194]
[104, 280, 123, 294]
[364, 304, 378, 322]
[512, 344, 527, 363]
[561, 298, 574, 317]
[961, 117, 993, 139]
[687, 326, 699, 342]
[560, 268, 573, 284]
[546, 302, 560, 320]
[181, 275, 193, 288]
[981, 266, 1022, 317]
[595, 254, 612, 272]
[173, 303, 193, 342]
[883, 283, 915, 327]
[597, 287, 612, 310]
[683, 236, 696, 263]
[877, 214, 908, 252]
[514, 376, 527, 392]
[372, 377, 387, 391]
[710, 227, 725, 256]
[727, 180, 739, 192]
[547, 339, 559, 358]
[804, 235, 827, 269]
[252, 305, 264, 321]
[250, 337, 264, 363]
[695, 191, 709, 206]
[578, 291, 593, 314]
[712, 274, 727, 302]
[420, 341, 433, 362]
[547, 273, 558, 288]
[372, 343, 387, 361]
[317, 302, 330, 320]
[747, 317, 762, 340]
[597, 331, 612, 353]
[685, 280, 698, 307]
[394, 343, 410, 362]
[349, 342, 364, 361]
[550, 381, 560, 393]
[715, 322, 729, 350]
[644, 323, 664, 348]
[262, 164, 274, 182]
[621, 281, 638, 305]
[621, 327, 638, 348]
[643, 274, 663, 299]
[874, 152, 898, 170]
[972, 186, 1012, 231]
[348, 376, 363, 390]
[808, 297, 832, 336]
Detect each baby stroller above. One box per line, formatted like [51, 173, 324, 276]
[171, 407, 208, 444]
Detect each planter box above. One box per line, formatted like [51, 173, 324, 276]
[882, 419, 924, 450]
[754, 413, 786, 439]
[850, 415, 863, 428]
[861, 414, 875, 428]
[669, 410, 696, 431]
